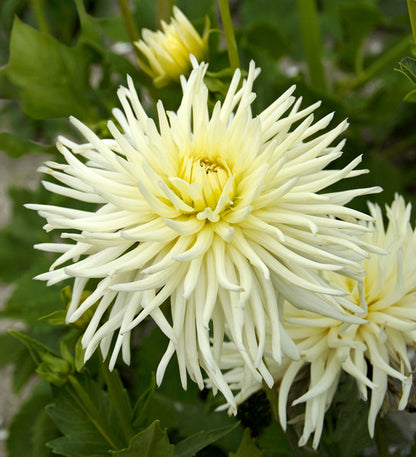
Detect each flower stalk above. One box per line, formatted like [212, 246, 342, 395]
[31, 0, 50, 34]
[297, 0, 327, 92]
[218, 0, 240, 71]
[346, 34, 411, 92]
[408, 0, 416, 43]
[118, 0, 140, 54]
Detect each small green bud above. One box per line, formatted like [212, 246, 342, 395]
[36, 352, 73, 386]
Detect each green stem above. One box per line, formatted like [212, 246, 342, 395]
[264, 384, 279, 424]
[100, 362, 135, 446]
[297, 0, 327, 92]
[218, 0, 240, 72]
[118, 0, 140, 55]
[408, 0, 416, 44]
[361, 34, 411, 83]
[156, 0, 173, 25]
[374, 418, 389, 457]
[67, 375, 121, 450]
[349, 34, 411, 91]
[31, 0, 50, 34]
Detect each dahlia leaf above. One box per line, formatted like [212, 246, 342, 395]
[112, 420, 174, 457]
[1, 259, 65, 324]
[9, 329, 58, 365]
[0, 132, 55, 158]
[12, 346, 37, 392]
[7, 17, 94, 120]
[7, 382, 57, 457]
[46, 373, 127, 456]
[404, 88, 416, 102]
[132, 374, 156, 429]
[396, 56, 416, 85]
[256, 422, 293, 457]
[0, 332, 21, 368]
[229, 428, 263, 457]
[0, 186, 53, 284]
[175, 423, 239, 457]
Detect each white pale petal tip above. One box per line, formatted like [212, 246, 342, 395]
[298, 435, 308, 447]
[65, 314, 74, 325]
[33, 273, 47, 281]
[24, 203, 37, 211]
[69, 115, 79, 125]
[190, 54, 199, 67]
[57, 135, 68, 143]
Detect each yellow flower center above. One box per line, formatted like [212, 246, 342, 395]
[177, 152, 234, 222]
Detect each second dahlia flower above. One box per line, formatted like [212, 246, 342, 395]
[135, 6, 209, 87]
[220, 196, 416, 447]
[28, 59, 379, 410]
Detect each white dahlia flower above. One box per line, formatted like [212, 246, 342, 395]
[219, 196, 416, 447]
[27, 60, 379, 410]
[135, 6, 209, 87]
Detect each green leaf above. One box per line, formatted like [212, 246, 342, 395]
[0, 187, 47, 284]
[7, 17, 94, 120]
[75, 336, 86, 372]
[100, 363, 135, 444]
[12, 346, 37, 392]
[319, 375, 373, 457]
[0, 332, 22, 368]
[132, 374, 156, 429]
[46, 372, 127, 456]
[0, 132, 55, 158]
[1, 257, 67, 324]
[175, 423, 239, 457]
[256, 422, 293, 457]
[131, 328, 242, 453]
[39, 310, 67, 326]
[229, 429, 263, 457]
[7, 382, 57, 457]
[396, 56, 416, 85]
[9, 329, 58, 365]
[112, 421, 174, 457]
[32, 408, 60, 457]
[404, 88, 416, 102]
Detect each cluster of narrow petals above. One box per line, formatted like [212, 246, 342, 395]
[28, 59, 381, 410]
[220, 196, 416, 448]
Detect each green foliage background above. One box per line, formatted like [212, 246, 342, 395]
[0, 0, 416, 456]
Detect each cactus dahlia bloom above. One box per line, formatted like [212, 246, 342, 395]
[135, 6, 209, 87]
[218, 196, 416, 447]
[27, 59, 379, 410]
